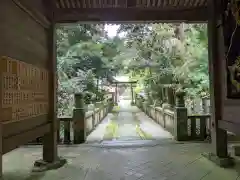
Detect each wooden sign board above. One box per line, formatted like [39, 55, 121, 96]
[0, 56, 49, 122]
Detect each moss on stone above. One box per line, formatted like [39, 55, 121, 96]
[103, 120, 119, 140]
[135, 125, 153, 140]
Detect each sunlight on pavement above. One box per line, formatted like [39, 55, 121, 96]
[103, 120, 119, 140]
[135, 124, 153, 140]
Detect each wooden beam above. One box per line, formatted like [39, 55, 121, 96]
[11, 0, 50, 28]
[3, 124, 50, 154]
[2, 115, 48, 138]
[53, 7, 208, 23]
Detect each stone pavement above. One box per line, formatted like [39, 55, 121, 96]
[86, 116, 110, 143]
[87, 100, 172, 142]
[2, 142, 240, 180]
[116, 109, 141, 141]
[136, 111, 173, 140]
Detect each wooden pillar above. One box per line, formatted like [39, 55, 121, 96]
[208, 0, 228, 157]
[0, 125, 2, 178]
[202, 0, 233, 167]
[33, 21, 66, 172]
[42, 22, 58, 162]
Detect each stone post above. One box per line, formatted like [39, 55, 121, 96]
[115, 83, 118, 105]
[130, 83, 134, 105]
[162, 87, 167, 104]
[73, 93, 85, 144]
[162, 103, 169, 128]
[168, 87, 175, 108]
[174, 91, 188, 141]
[202, 97, 210, 114]
[108, 98, 114, 112]
[95, 101, 103, 121]
[136, 94, 140, 108]
[95, 102, 103, 109]
[88, 103, 95, 127]
[88, 103, 95, 111]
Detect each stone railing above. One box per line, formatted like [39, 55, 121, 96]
[29, 93, 114, 145]
[187, 114, 211, 140]
[136, 92, 211, 141]
[58, 102, 110, 144]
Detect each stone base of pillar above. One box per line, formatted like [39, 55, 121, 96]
[32, 157, 67, 172]
[131, 101, 134, 106]
[202, 152, 235, 168]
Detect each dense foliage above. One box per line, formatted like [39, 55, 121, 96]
[57, 23, 208, 116]
[116, 23, 209, 105]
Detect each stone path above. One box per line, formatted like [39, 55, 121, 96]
[86, 116, 110, 143]
[87, 100, 172, 142]
[2, 142, 240, 180]
[136, 111, 173, 140]
[116, 110, 141, 141]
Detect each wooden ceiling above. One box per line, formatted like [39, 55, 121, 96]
[13, 0, 208, 24]
[55, 0, 207, 9]
[52, 0, 208, 22]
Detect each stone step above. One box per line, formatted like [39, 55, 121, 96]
[85, 139, 176, 148]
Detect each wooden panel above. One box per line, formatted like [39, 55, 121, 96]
[12, 0, 50, 28]
[0, 0, 51, 153]
[20, 0, 47, 16]
[0, 0, 48, 68]
[2, 115, 48, 138]
[0, 57, 49, 122]
[2, 123, 50, 154]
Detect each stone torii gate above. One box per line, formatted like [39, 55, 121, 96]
[111, 81, 138, 105]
